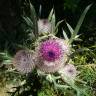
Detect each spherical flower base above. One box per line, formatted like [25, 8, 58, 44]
[13, 50, 36, 74]
[36, 38, 70, 73]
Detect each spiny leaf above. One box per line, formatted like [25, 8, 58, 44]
[48, 9, 56, 35]
[54, 20, 63, 34]
[51, 14, 56, 34]
[39, 4, 42, 17]
[62, 29, 69, 40]
[29, 2, 38, 38]
[48, 8, 54, 21]
[23, 16, 33, 28]
[69, 4, 92, 43]
[66, 22, 74, 34]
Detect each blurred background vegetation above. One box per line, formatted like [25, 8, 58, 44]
[0, 0, 96, 96]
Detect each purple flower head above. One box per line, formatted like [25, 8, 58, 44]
[36, 38, 70, 73]
[40, 39, 62, 62]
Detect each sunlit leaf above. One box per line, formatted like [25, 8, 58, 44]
[62, 29, 69, 40]
[66, 22, 74, 34]
[48, 8, 54, 21]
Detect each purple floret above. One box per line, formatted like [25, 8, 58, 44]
[39, 40, 62, 62]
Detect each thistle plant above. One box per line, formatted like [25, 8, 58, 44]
[0, 2, 95, 96]
[11, 3, 92, 96]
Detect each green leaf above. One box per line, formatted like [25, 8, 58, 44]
[0, 51, 11, 60]
[2, 60, 12, 65]
[69, 4, 92, 43]
[48, 8, 54, 21]
[51, 14, 56, 34]
[48, 9, 56, 35]
[66, 22, 74, 34]
[29, 2, 38, 38]
[62, 29, 69, 40]
[54, 20, 63, 34]
[39, 4, 42, 17]
[23, 16, 33, 28]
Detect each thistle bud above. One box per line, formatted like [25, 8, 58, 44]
[13, 50, 36, 74]
[59, 64, 77, 79]
[38, 19, 52, 35]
